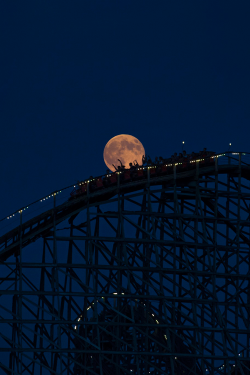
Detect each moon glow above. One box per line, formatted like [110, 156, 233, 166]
[103, 134, 145, 172]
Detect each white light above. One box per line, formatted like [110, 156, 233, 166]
[175, 357, 177, 360]
[229, 143, 232, 146]
[182, 141, 185, 144]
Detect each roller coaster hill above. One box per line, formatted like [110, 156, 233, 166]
[0, 151, 250, 375]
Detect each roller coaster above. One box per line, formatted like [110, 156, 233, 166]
[0, 151, 250, 375]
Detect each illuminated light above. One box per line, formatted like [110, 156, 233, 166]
[156, 319, 159, 324]
[229, 143, 232, 146]
[74, 325, 77, 330]
[40, 200, 42, 202]
[7, 217, 9, 219]
[182, 141, 185, 144]
[175, 357, 177, 360]
[113, 292, 118, 295]
[74, 186, 75, 188]
[152, 313, 154, 316]
[164, 334, 167, 340]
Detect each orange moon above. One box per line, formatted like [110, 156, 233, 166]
[103, 134, 145, 172]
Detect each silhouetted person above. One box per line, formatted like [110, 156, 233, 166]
[154, 156, 159, 165]
[147, 156, 152, 166]
[117, 159, 125, 170]
[178, 153, 183, 162]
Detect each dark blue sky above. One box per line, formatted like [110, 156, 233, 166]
[1, 1, 250, 218]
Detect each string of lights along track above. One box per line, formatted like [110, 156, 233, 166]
[2, 152, 230, 223]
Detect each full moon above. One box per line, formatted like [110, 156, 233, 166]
[103, 134, 145, 172]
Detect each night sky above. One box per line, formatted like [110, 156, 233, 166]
[1, 1, 250, 220]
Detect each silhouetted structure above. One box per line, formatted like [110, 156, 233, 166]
[0, 151, 250, 374]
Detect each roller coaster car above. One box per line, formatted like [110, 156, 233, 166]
[69, 152, 217, 200]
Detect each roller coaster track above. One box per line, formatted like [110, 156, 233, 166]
[0, 152, 249, 263]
